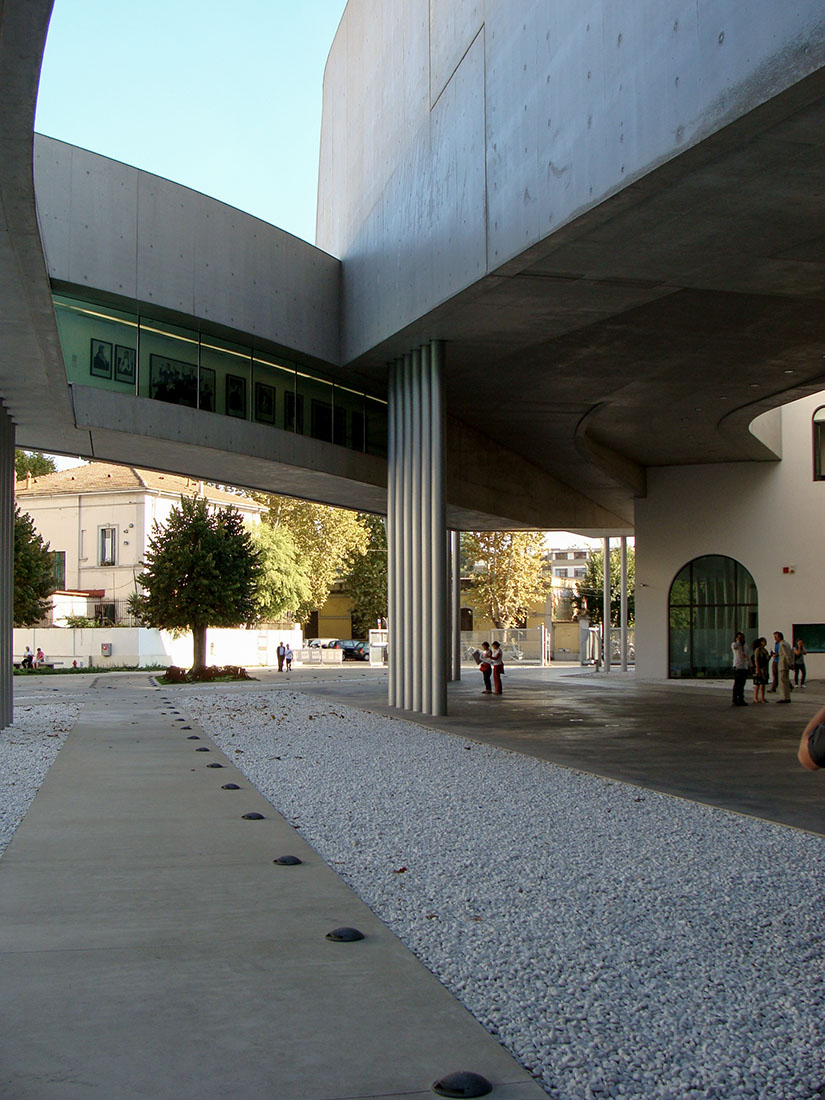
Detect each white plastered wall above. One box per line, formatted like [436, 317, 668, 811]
[635, 392, 825, 680]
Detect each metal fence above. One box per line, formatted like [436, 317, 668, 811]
[460, 627, 549, 666]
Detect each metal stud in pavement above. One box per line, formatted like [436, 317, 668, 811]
[206, 762, 224, 768]
[221, 783, 241, 790]
[187, 735, 200, 740]
[431, 1070, 493, 1097]
[195, 747, 210, 752]
[274, 855, 302, 865]
[325, 926, 364, 941]
[242, 812, 265, 820]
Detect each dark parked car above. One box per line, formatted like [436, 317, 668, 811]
[340, 640, 362, 659]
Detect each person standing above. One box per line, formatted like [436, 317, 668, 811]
[477, 641, 493, 693]
[285, 645, 293, 672]
[490, 640, 504, 695]
[775, 631, 794, 703]
[752, 637, 769, 704]
[768, 634, 780, 692]
[276, 641, 286, 672]
[793, 638, 807, 687]
[731, 631, 749, 706]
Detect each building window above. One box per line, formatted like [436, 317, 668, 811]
[668, 555, 758, 678]
[51, 550, 66, 589]
[813, 407, 825, 480]
[99, 527, 117, 566]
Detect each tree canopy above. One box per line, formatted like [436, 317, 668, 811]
[129, 496, 263, 670]
[251, 523, 311, 623]
[462, 531, 550, 629]
[15, 450, 56, 480]
[14, 506, 56, 626]
[572, 546, 635, 626]
[261, 496, 368, 624]
[346, 514, 387, 637]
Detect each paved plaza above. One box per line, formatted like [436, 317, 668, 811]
[0, 665, 821, 1098]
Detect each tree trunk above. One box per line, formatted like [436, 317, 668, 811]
[191, 625, 208, 672]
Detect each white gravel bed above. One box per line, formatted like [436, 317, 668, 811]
[0, 698, 82, 856]
[183, 689, 825, 1100]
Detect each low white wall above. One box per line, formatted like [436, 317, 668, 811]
[635, 392, 825, 680]
[13, 626, 304, 669]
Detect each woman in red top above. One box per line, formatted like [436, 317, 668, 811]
[490, 641, 504, 695]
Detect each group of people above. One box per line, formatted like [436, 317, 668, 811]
[20, 646, 45, 669]
[473, 641, 504, 694]
[731, 630, 806, 706]
[276, 642, 293, 672]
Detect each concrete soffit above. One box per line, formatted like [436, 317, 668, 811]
[574, 405, 647, 499]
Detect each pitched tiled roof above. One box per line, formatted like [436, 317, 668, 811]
[15, 461, 264, 510]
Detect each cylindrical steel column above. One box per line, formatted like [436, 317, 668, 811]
[430, 340, 447, 716]
[602, 537, 611, 672]
[410, 348, 423, 712]
[450, 529, 461, 681]
[620, 536, 628, 673]
[387, 359, 399, 707]
[419, 345, 433, 714]
[401, 353, 414, 710]
[0, 403, 14, 730]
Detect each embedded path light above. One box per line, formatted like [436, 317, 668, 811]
[431, 1070, 493, 1097]
[325, 927, 364, 941]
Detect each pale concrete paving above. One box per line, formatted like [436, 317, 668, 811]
[0, 674, 546, 1100]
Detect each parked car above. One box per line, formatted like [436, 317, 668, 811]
[305, 638, 339, 648]
[340, 640, 363, 659]
[352, 641, 370, 661]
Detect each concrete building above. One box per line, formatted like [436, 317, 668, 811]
[1, 0, 825, 723]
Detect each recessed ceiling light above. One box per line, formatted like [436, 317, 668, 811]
[784, 369, 795, 374]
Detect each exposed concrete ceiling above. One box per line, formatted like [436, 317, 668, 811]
[344, 68, 825, 520]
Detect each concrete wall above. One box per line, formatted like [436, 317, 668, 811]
[35, 136, 341, 369]
[317, 0, 825, 361]
[635, 391, 825, 679]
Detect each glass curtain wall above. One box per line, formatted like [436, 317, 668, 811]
[668, 555, 758, 677]
[52, 293, 386, 457]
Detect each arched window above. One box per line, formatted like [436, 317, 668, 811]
[813, 407, 825, 480]
[668, 556, 758, 678]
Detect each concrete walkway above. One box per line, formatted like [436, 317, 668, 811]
[0, 674, 545, 1100]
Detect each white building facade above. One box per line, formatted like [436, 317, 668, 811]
[636, 392, 825, 680]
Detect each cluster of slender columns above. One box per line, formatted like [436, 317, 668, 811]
[386, 341, 448, 716]
[601, 535, 630, 672]
[0, 403, 14, 729]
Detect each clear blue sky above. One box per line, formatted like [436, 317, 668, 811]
[35, 0, 349, 245]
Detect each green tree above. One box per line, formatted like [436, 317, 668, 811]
[252, 523, 311, 623]
[346, 514, 387, 637]
[129, 496, 263, 671]
[462, 531, 550, 629]
[15, 450, 56, 480]
[14, 506, 56, 625]
[572, 546, 635, 626]
[261, 497, 368, 624]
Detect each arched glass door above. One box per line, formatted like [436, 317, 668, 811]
[669, 556, 758, 678]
